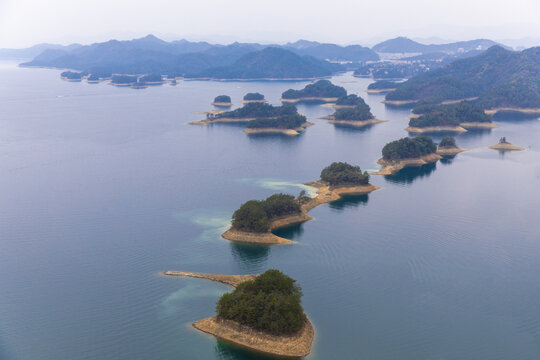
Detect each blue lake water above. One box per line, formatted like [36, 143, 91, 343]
[1, 61, 540, 360]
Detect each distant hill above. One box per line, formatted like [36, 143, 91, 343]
[187, 47, 342, 79]
[372, 36, 506, 54]
[21, 35, 344, 79]
[0, 43, 81, 59]
[285, 40, 379, 62]
[385, 46, 540, 109]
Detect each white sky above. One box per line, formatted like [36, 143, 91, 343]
[1, 0, 540, 48]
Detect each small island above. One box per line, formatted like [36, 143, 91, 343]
[325, 95, 387, 128]
[281, 79, 347, 104]
[406, 102, 496, 133]
[111, 75, 138, 87]
[436, 136, 469, 155]
[139, 73, 166, 85]
[241, 92, 267, 104]
[488, 137, 525, 151]
[212, 95, 233, 107]
[60, 71, 84, 82]
[375, 136, 442, 175]
[366, 80, 398, 94]
[222, 162, 379, 244]
[243, 114, 313, 136]
[193, 270, 314, 358]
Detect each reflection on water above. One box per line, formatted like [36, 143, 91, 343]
[328, 194, 369, 211]
[332, 123, 375, 134]
[215, 340, 283, 360]
[439, 155, 456, 165]
[230, 242, 271, 270]
[383, 162, 437, 184]
[272, 223, 305, 239]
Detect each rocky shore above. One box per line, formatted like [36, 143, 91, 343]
[243, 122, 314, 136]
[374, 153, 442, 175]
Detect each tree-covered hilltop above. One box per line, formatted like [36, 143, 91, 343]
[368, 80, 399, 90]
[111, 75, 138, 85]
[232, 194, 302, 233]
[246, 114, 307, 129]
[216, 269, 306, 335]
[320, 162, 370, 186]
[439, 136, 457, 148]
[285, 40, 379, 62]
[213, 95, 231, 103]
[335, 94, 362, 106]
[282, 80, 347, 100]
[188, 47, 342, 79]
[409, 102, 492, 127]
[355, 63, 428, 80]
[382, 136, 437, 161]
[60, 71, 83, 80]
[243, 92, 265, 101]
[386, 46, 540, 109]
[333, 96, 374, 120]
[216, 103, 298, 119]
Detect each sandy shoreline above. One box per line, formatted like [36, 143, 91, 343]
[436, 146, 469, 156]
[243, 122, 314, 136]
[329, 118, 388, 128]
[281, 97, 339, 104]
[188, 117, 256, 125]
[374, 153, 442, 175]
[162, 271, 258, 287]
[211, 102, 233, 107]
[405, 125, 468, 133]
[193, 317, 314, 358]
[366, 88, 396, 94]
[488, 142, 525, 151]
[241, 99, 267, 104]
[460, 122, 498, 129]
[383, 99, 418, 106]
[484, 107, 540, 116]
[221, 181, 380, 244]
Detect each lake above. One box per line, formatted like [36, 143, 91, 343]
[1, 61, 540, 360]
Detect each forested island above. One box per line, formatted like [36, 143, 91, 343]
[376, 136, 442, 174]
[60, 71, 84, 81]
[192, 270, 314, 358]
[244, 114, 312, 135]
[242, 92, 266, 103]
[406, 102, 496, 133]
[222, 162, 379, 244]
[111, 75, 138, 86]
[436, 136, 468, 155]
[281, 80, 347, 103]
[212, 95, 232, 106]
[384, 46, 540, 113]
[367, 80, 398, 94]
[325, 95, 387, 128]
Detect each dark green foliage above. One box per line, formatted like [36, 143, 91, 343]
[320, 162, 370, 186]
[216, 270, 306, 335]
[243, 92, 265, 101]
[111, 75, 137, 84]
[282, 80, 347, 99]
[231, 193, 302, 232]
[246, 114, 307, 129]
[218, 103, 297, 119]
[409, 101, 491, 127]
[87, 74, 99, 81]
[439, 136, 457, 148]
[334, 99, 374, 121]
[386, 46, 540, 109]
[232, 200, 270, 233]
[60, 71, 82, 80]
[214, 95, 231, 103]
[335, 94, 362, 106]
[368, 80, 398, 90]
[382, 136, 437, 161]
[140, 73, 162, 82]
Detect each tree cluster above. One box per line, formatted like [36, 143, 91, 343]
[216, 269, 306, 335]
[243, 92, 265, 101]
[368, 80, 399, 90]
[439, 136, 457, 148]
[61, 71, 83, 80]
[320, 162, 370, 186]
[246, 114, 307, 129]
[281, 80, 347, 99]
[334, 101, 374, 121]
[111, 75, 138, 84]
[382, 136, 437, 161]
[214, 95, 231, 103]
[217, 103, 298, 119]
[409, 101, 491, 127]
[232, 194, 302, 233]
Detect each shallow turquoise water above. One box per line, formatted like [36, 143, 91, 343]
[1, 61, 540, 359]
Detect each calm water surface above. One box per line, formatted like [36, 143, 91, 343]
[1, 61, 540, 360]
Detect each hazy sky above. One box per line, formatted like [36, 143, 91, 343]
[1, 0, 540, 48]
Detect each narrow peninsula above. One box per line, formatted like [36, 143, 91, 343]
[281, 79, 347, 104]
[222, 162, 379, 244]
[375, 136, 442, 175]
[192, 270, 314, 358]
[366, 80, 398, 94]
[436, 136, 468, 155]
